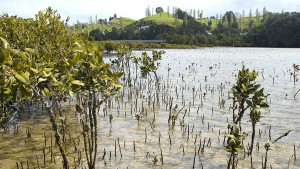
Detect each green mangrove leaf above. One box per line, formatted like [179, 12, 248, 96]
[71, 80, 84, 86]
[254, 84, 261, 90]
[53, 81, 62, 86]
[69, 90, 74, 97]
[4, 88, 11, 94]
[293, 64, 299, 72]
[12, 58, 21, 67]
[34, 47, 40, 58]
[19, 85, 30, 96]
[14, 72, 28, 84]
[115, 72, 124, 77]
[242, 84, 247, 92]
[232, 124, 239, 135]
[240, 132, 248, 139]
[4, 50, 12, 62]
[75, 104, 83, 113]
[88, 44, 94, 52]
[43, 71, 51, 77]
[225, 134, 235, 139]
[235, 148, 242, 153]
[10, 49, 21, 56]
[246, 99, 253, 107]
[0, 37, 10, 49]
[19, 52, 29, 62]
[30, 68, 39, 74]
[112, 82, 122, 88]
[73, 53, 81, 65]
[44, 68, 53, 72]
[22, 72, 30, 82]
[24, 48, 34, 54]
[256, 102, 269, 109]
[38, 78, 47, 83]
[223, 146, 232, 152]
[44, 88, 49, 93]
[107, 69, 112, 77]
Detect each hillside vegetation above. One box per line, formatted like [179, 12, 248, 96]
[198, 16, 264, 29]
[142, 12, 183, 26]
[110, 17, 136, 26]
[82, 13, 263, 33]
[85, 9, 300, 47]
[79, 12, 183, 34]
[80, 17, 135, 33]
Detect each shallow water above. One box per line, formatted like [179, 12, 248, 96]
[0, 104, 83, 169]
[1, 47, 300, 169]
[99, 47, 300, 168]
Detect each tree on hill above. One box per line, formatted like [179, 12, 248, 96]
[200, 10, 203, 20]
[256, 8, 260, 23]
[146, 6, 151, 17]
[224, 16, 229, 27]
[213, 12, 239, 36]
[223, 11, 236, 25]
[175, 9, 179, 28]
[89, 29, 104, 41]
[230, 14, 234, 25]
[238, 17, 243, 30]
[249, 9, 253, 28]
[145, 24, 176, 40]
[176, 8, 193, 20]
[120, 17, 124, 30]
[263, 7, 269, 22]
[243, 9, 245, 22]
[184, 12, 188, 25]
[179, 19, 208, 36]
[156, 7, 164, 14]
[106, 27, 119, 40]
[208, 20, 212, 29]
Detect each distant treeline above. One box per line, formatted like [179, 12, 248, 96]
[88, 9, 300, 47]
[244, 12, 300, 47]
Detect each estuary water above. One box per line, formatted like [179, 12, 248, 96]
[1, 47, 300, 169]
[99, 47, 300, 168]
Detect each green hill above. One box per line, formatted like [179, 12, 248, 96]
[142, 12, 183, 26]
[80, 17, 136, 33]
[80, 12, 183, 33]
[197, 16, 264, 29]
[78, 13, 264, 34]
[197, 19, 219, 29]
[109, 17, 136, 27]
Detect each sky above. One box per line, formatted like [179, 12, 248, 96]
[1, 0, 300, 24]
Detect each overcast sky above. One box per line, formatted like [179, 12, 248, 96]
[1, 0, 300, 24]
